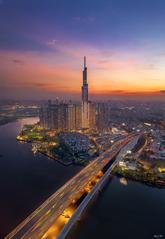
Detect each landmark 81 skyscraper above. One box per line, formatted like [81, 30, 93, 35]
[82, 56, 89, 128]
[82, 56, 88, 102]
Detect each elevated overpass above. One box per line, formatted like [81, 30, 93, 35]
[5, 134, 140, 239]
[57, 134, 141, 239]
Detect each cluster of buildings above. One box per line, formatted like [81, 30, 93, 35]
[59, 132, 92, 153]
[145, 129, 165, 160]
[40, 57, 103, 131]
[39, 57, 165, 134]
[40, 99, 82, 131]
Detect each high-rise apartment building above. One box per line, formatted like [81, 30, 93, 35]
[89, 101, 96, 129]
[40, 100, 67, 130]
[96, 102, 110, 131]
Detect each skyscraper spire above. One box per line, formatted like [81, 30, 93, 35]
[83, 56, 87, 85]
[82, 56, 88, 96]
[84, 56, 86, 68]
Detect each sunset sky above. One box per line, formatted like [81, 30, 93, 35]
[0, 0, 165, 100]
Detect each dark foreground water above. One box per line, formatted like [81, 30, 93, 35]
[0, 118, 81, 238]
[0, 119, 165, 239]
[67, 178, 165, 239]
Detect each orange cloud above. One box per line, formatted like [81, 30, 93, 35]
[0, 45, 165, 99]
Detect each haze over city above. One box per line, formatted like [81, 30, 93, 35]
[0, 0, 165, 100]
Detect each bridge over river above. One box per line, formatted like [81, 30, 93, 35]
[5, 134, 140, 239]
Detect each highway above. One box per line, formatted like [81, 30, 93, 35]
[57, 134, 141, 239]
[5, 134, 137, 239]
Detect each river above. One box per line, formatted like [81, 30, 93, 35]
[0, 118, 81, 238]
[66, 177, 165, 239]
[0, 118, 165, 239]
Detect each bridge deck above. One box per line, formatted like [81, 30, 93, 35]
[5, 135, 137, 239]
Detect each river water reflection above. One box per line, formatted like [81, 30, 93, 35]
[0, 118, 165, 239]
[0, 118, 81, 238]
[66, 177, 165, 239]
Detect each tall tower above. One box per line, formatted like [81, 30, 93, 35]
[82, 56, 89, 128]
[82, 56, 88, 102]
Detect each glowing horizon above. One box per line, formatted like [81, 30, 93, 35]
[0, 0, 165, 100]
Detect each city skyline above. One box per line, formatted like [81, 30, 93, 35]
[0, 2, 165, 239]
[40, 57, 96, 131]
[0, 0, 165, 100]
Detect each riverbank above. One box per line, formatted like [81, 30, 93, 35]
[112, 165, 165, 188]
[0, 118, 81, 238]
[38, 150, 73, 166]
[0, 116, 17, 126]
[0, 115, 39, 127]
[17, 124, 99, 166]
